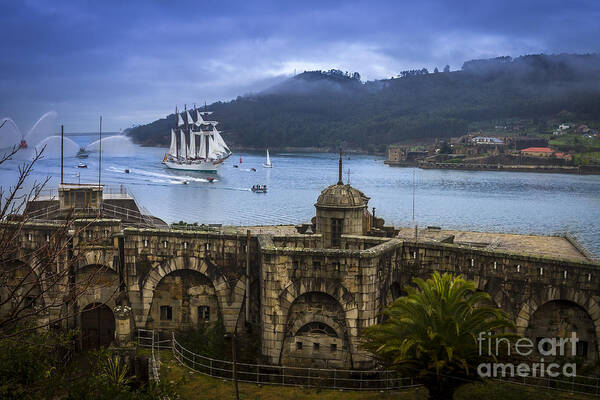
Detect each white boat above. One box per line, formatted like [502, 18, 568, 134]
[163, 106, 231, 173]
[263, 148, 273, 168]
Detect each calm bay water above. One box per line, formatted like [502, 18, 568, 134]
[1, 134, 599, 257]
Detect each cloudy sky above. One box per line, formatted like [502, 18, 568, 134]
[1, 0, 599, 132]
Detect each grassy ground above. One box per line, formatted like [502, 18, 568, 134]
[549, 134, 600, 153]
[157, 351, 596, 400]
[158, 351, 428, 400]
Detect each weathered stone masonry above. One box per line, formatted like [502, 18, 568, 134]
[7, 173, 600, 368]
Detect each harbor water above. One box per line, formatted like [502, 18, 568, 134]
[1, 134, 599, 257]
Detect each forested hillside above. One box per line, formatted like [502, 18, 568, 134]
[127, 54, 600, 152]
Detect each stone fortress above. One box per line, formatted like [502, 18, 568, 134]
[6, 153, 600, 370]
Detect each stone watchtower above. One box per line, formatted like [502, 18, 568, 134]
[314, 152, 371, 248]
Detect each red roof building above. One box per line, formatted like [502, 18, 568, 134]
[521, 147, 554, 157]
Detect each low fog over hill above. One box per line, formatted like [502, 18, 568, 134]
[127, 54, 600, 152]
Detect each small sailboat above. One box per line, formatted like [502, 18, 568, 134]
[77, 162, 87, 168]
[263, 149, 273, 168]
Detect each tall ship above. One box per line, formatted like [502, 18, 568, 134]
[163, 106, 231, 172]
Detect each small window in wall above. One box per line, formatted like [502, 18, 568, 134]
[198, 306, 210, 321]
[28, 233, 33, 241]
[330, 343, 337, 352]
[332, 262, 340, 272]
[163, 241, 168, 248]
[144, 239, 148, 247]
[331, 218, 343, 247]
[205, 243, 211, 251]
[160, 305, 172, 321]
[296, 342, 303, 350]
[183, 242, 188, 250]
[46, 234, 50, 242]
[313, 342, 320, 351]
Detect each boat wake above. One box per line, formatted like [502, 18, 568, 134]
[107, 166, 218, 184]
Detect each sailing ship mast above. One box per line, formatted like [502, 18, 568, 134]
[164, 102, 232, 172]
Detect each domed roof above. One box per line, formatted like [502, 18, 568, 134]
[315, 183, 369, 209]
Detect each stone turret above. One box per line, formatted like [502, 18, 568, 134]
[314, 151, 370, 247]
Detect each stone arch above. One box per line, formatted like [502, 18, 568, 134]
[80, 302, 115, 350]
[476, 277, 514, 316]
[516, 288, 600, 360]
[280, 291, 352, 369]
[77, 249, 117, 273]
[0, 259, 47, 317]
[76, 264, 119, 311]
[525, 300, 598, 362]
[276, 281, 358, 368]
[278, 280, 358, 320]
[139, 256, 245, 333]
[146, 269, 221, 331]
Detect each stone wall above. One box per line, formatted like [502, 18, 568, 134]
[5, 219, 600, 368]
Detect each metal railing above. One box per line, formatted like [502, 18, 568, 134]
[496, 373, 600, 396]
[138, 329, 171, 382]
[137, 329, 418, 391]
[136, 329, 600, 396]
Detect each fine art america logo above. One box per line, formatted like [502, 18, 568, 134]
[477, 331, 579, 378]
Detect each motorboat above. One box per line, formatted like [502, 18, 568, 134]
[76, 147, 89, 159]
[251, 184, 267, 193]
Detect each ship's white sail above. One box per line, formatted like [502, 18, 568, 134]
[165, 108, 231, 172]
[198, 132, 207, 158]
[195, 110, 204, 126]
[212, 129, 230, 153]
[169, 129, 177, 157]
[189, 129, 196, 158]
[207, 134, 219, 159]
[179, 129, 186, 158]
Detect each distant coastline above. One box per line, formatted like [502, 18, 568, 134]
[385, 160, 600, 175]
[139, 142, 386, 156]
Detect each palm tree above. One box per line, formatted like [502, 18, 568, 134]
[362, 272, 515, 399]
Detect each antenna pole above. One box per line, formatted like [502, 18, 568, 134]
[338, 149, 343, 185]
[60, 125, 64, 184]
[99, 116, 102, 188]
[412, 169, 415, 223]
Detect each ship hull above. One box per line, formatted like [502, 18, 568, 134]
[164, 159, 220, 173]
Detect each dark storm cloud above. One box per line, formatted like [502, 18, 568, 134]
[1, 0, 599, 132]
